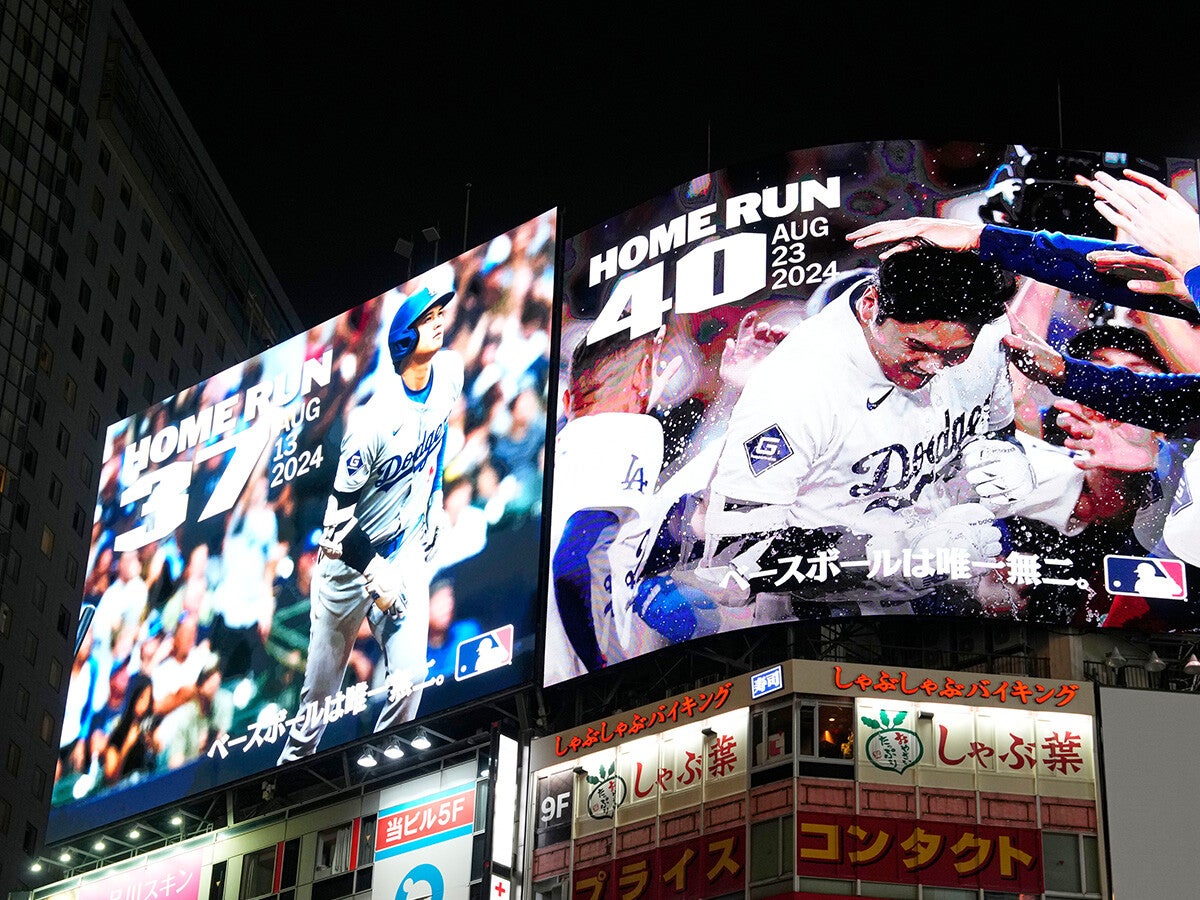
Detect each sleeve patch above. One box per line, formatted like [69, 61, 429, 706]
[744, 424, 793, 476]
[346, 450, 364, 476]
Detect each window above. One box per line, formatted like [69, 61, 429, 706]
[135, 254, 147, 284]
[120, 178, 133, 209]
[101, 311, 114, 342]
[40, 525, 54, 557]
[113, 221, 126, 252]
[71, 326, 84, 358]
[91, 187, 105, 219]
[0, 602, 10, 636]
[72, 503, 87, 537]
[23, 821, 37, 855]
[752, 702, 794, 777]
[150, 330, 161, 356]
[13, 494, 29, 526]
[175, 315, 185, 343]
[750, 815, 794, 893]
[0, 798, 8, 834]
[6, 742, 21, 777]
[61, 198, 76, 232]
[117, 390, 129, 419]
[98, 143, 111, 173]
[155, 286, 167, 313]
[15, 686, 29, 720]
[49, 657, 63, 690]
[21, 629, 35, 662]
[78, 278, 92, 310]
[48, 475, 62, 507]
[46, 293, 61, 326]
[54, 245, 69, 276]
[797, 699, 855, 778]
[56, 424, 70, 455]
[140, 214, 151, 241]
[65, 553, 79, 586]
[64, 374, 77, 407]
[39, 712, 54, 744]
[193, 345, 203, 372]
[169, 359, 180, 385]
[143, 373, 156, 403]
[241, 846, 277, 900]
[160, 243, 172, 272]
[1043, 832, 1102, 897]
[80, 455, 93, 486]
[180, 276, 191, 301]
[85, 232, 98, 265]
[198, 304, 209, 332]
[129, 298, 141, 328]
[94, 359, 107, 390]
[32, 766, 46, 800]
[31, 393, 45, 424]
[107, 266, 120, 297]
[32, 580, 46, 613]
[38, 342, 54, 373]
[87, 406, 100, 438]
[123, 344, 135, 373]
[315, 823, 354, 880]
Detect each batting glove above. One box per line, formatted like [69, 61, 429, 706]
[421, 490, 448, 564]
[364, 555, 407, 619]
[317, 496, 358, 562]
[961, 438, 1036, 518]
[909, 502, 1003, 561]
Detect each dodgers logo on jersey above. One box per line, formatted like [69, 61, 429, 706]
[744, 424, 793, 476]
[1103, 554, 1187, 600]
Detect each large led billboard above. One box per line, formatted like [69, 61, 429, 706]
[53, 210, 556, 838]
[545, 140, 1200, 687]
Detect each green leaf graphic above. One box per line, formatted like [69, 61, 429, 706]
[893, 711, 908, 726]
[880, 710, 891, 726]
[862, 717, 881, 729]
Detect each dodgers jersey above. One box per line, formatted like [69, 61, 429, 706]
[547, 413, 668, 680]
[336, 351, 464, 547]
[710, 288, 1013, 545]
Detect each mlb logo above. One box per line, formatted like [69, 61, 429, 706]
[455, 624, 515, 681]
[751, 664, 784, 699]
[1103, 554, 1187, 600]
[744, 424, 793, 476]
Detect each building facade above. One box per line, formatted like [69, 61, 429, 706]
[0, 0, 298, 893]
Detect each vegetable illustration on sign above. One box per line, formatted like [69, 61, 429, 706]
[862, 709, 923, 774]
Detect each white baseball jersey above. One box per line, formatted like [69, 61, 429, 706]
[1162, 449, 1200, 566]
[337, 351, 464, 546]
[546, 412, 667, 683]
[710, 289, 1013, 547]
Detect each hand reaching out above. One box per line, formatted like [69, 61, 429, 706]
[718, 311, 787, 389]
[1053, 398, 1159, 473]
[847, 217, 984, 259]
[1078, 169, 1200, 275]
[1001, 310, 1066, 386]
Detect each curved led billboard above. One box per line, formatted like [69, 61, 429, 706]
[53, 210, 556, 838]
[545, 140, 1200, 687]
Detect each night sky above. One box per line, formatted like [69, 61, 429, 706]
[121, 3, 1200, 329]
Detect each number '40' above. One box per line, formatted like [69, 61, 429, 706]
[585, 232, 766, 344]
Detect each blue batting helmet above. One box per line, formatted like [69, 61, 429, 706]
[387, 286, 454, 371]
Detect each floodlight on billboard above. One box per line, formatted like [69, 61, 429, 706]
[51, 210, 557, 839]
[544, 140, 1200, 687]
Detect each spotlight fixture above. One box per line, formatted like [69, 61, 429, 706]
[93, 841, 106, 852]
[30, 862, 42, 873]
[1185, 653, 1200, 675]
[1145, 651, 1167, 673]
[573, 766, 587, 776]
[918, 710, 935, 720]
[410, 728, 432, 751]
[1105, 648, 1127, 669]
[170, 815, 183, 827]
[59, 852, 71, 863]
[128, 829, 140, 840]
[356, 747, 378, 768]
[383, 738, 404, 760]
[393, 237, 414, 258]
[701, 727, 717, 738]
[422, 226, 441, 242]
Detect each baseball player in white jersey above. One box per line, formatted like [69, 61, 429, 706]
[279, 287, 462, 761]
[703, 246, 1041, 615]
[546, 317, 785, 684]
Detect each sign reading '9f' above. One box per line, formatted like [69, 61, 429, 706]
[546, 141, 1200, 687]
[52, 211, 556, 839]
